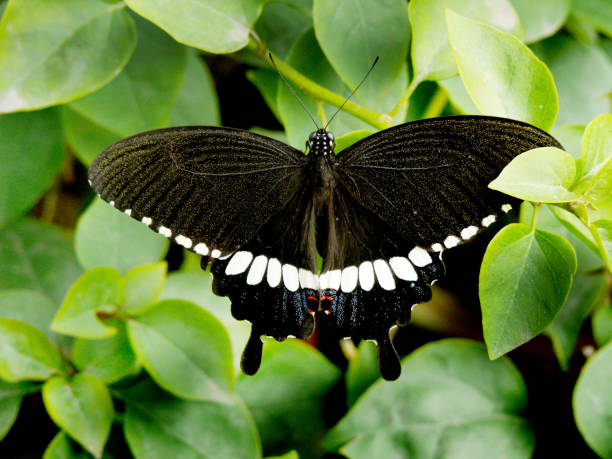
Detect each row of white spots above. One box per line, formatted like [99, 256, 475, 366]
[429, 203, 513, 252]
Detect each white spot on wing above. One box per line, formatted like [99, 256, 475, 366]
[175, 235, 193, 249]
[408, 247, 432, 267]
[109, 201, 115, 207]
[124, 209, 132, 216]
[142, 217, 152, 226]
[299, 268, 318, 290]
[282, 264, 299, 291]
[444, 235, 460, 248]
[358, 261, 375, 291]
[225, 251, 253, 275]
[460, 225, 479, 240]
[431, 243, 444, 252]
[211, 249, 221, 258]
[247, 255, 267, 285]
[158, 226, 171, 237]
[389, 256, 418, 281]
[501, 203, 512, 213]
[482, 215, 496, 227]
[267, 258, 282, 287]
[340, 266, 358, 292]
[194, 243, 208, 255]
[373, 259, 396, 290]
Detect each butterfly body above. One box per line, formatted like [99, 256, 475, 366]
[89, 116, 562, 380]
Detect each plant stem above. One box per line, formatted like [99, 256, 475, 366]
[423, 87, 448, 119]
[388, 73, 424, 117]
[246, 41, 393, 130]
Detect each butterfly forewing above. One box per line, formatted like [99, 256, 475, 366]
[89, 126, 308, 256]
[335, 116, 562, 251]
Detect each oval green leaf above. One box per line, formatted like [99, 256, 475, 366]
[75, 198, 168, 274]
[0, 380, 38, 440]
[0, 0, 136, 113]
[122, 377, 260, 459]
[531, 35, 612, 127]
[236, 340, 341, 457]
[335, 130, 375, 154]
[509, 0, 570, 43]
[545, 272, 606, 370]
[72, 320, 139, 384]
[69, 16, 186, 138]
[324, 339, 533, 459]
[122, 262, 167, 315]
[0, 109, 65, 225]
[51, 267, 122, 339]
[127, 299, 234, 402]
[42, 374, 114, 458]
[489, 147, 579, 203]
[409, 0, 521, 82]
[480, 223, 577, 359]
[345, 340, 379, 407]
[313, 0, 410, 106]
[0, 289, 57, 337]
[0, 218, 83, 305]
[125, 0, 263, 53]
[0, 318, 64, 382]
[43, 431, 92, 459]
[447, 10, 558, 131]
[571, 0, 612, 38]
[573, 342, 612, 458]
[580, 114, 612, 181]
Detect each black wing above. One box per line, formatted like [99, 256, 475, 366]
[89, 126, 308, 256]
[89, 126, 317, 374]
[335, 116, 562, 251]
[319, 116, 562, 380]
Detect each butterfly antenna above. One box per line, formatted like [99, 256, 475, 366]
[325, 56, 379, 130]
[268, 52, 319, 130]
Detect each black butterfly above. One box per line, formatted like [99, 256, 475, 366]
[89, 114, 561, 380]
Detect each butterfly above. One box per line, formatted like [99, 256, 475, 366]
[88, 112, 562, 380]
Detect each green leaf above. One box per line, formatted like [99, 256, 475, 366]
[593, 305, 612, 347]
[579, 113, 612, 181]
[531, 35, 612, 127]
[122, 262, 167, 315]
[168, 50, 220, 126]
[509, 0, 570, 43]
[313, 0, 410, 106]
[51, 267, 122, 339]
[127, 299, 234, 401]
[335, 130, 375, 154]
[0, 318, 64, 381]
[439, 76, 479, 115]
[592, 219, 612, 271]
[0, 109, 65, 225]
[246, 69, 281, 121]
[480, 224, 577, 359]
[160, 271, 250, 373]
[545, 272, 606, 370]
[72, 320, 139, 384]
[254, 1, 312, 59]
[122, 377, 260, 459]
[548, 205, 600, 261]
[571, 0, 612, 38]
[43, 431, 92, 459]
[551, 124, 585, 159]
[74, 198, 168, 274]
[0, 380, 37, 441]
[277, 28, 407, 148]
[447, 11, 558, 131]
[60, 106, 120, 166]
[0, 218, 83, 305]
[409, 0, 521, 82]
[0, 289, 57, 336]
[69, 16, 186, 137]
[42, 374, 113, 458]
[489, 147, 579, 203]
[237, 340, 341, 457]
[345, 340, 379, 407]
[125, 0, 264, 54]
[324, 339, 533, 459]
[0, 0, 136, 113]
[573, 342, 612, 458]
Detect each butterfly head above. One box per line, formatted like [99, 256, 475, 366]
[308, 129, 335, 156]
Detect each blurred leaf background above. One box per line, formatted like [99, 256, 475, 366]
[0, 0, 611, 458]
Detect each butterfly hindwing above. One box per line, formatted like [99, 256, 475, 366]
[89, 126, 308, 256]
[335, 116, 562, 252]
